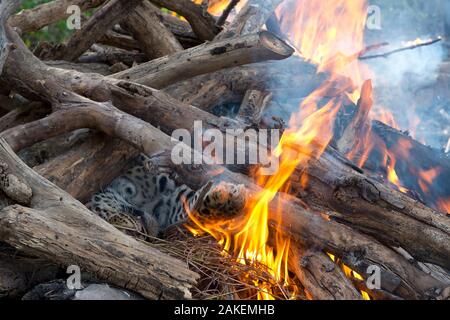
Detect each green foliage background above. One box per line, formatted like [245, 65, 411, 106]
[20, 0, 75, 47]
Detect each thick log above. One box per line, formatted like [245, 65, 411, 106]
[113, 31, 295, 89]
[150, 0, 219, 41]
[288, 146, 450, 270]
[0, 140, 198, 300]
[216, 0, 282, 40]
[17, 129, 89, 167]
[9, 0, 106, 33]
[35, 134, 137, 203]
[123, 1, 183, 59]
[364, 121, 450, 212]
[163, 58, 328, 112]
[0, 0, 19, 73]
[52, 0, 142, 61]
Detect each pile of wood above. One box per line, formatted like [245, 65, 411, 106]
[0, 0, 449, 300]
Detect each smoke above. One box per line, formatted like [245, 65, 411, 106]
[364, 0, 448, 149]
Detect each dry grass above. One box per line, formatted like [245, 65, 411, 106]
[143, 225, 303, 300]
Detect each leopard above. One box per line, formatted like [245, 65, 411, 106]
[86, 154, 246, 239]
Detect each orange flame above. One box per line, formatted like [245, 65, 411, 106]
[192, 0, 242, 16]
[187, 0, 372, 300]
[437, 198, 450, 215]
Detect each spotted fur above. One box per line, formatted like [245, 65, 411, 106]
[86, 155, 246, 238]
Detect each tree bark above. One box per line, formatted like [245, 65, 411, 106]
[9, 0, 106, 33]
[150, 0, 219, 41]
[0, 140, 198, 300]
[215, 0, 282, 40]
[122, 1, 183, 59]
[52, 0, 142, 61]
[113, 31, 295, 89]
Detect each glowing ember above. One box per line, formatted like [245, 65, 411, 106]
[327, 253, 371, 300]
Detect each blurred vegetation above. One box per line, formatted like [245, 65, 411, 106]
[20, 0, 74, 48]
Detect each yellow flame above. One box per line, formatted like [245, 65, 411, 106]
[186, 0, 372, 300]
[327, 253, 371, 300]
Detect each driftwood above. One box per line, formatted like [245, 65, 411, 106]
[51, 0, 142, 61]
[113, 31, 295, 89]
[123, 1, 183, 59]
[150, 0, 219, 41]
[0, 139, 198, 300]
[4, 25, 448, 274]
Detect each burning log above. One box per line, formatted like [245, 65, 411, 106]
[145, 152, 446, 300]
[163, 58, 348, 112]
[289, 248, 362, 300]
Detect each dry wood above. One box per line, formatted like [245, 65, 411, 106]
[237, 89, 272, 125]
[113, 31, 295, 89]
[45, 60, 112, 75]
[150, 0, 219, 41]
[123, 1, 183, 59]
[159, 11, 202, 48]
[36, 134, 137, 203]
[99, 30, 140, 51]
[0, 139, 198, 300]
[4, 25, 449, 273]
[78, 44, 147, 66]
[215, 0, 282, 40]
[1, 4, 449, 300]
[289, 248, 362, 300]
[163, 59, 329, 112]
[52, 0, 142, 61]
[337, 80, 373, 155]
[9, 0, 106, 33]
[0, 104, 33, 133]
[0, 0, 19, 73]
